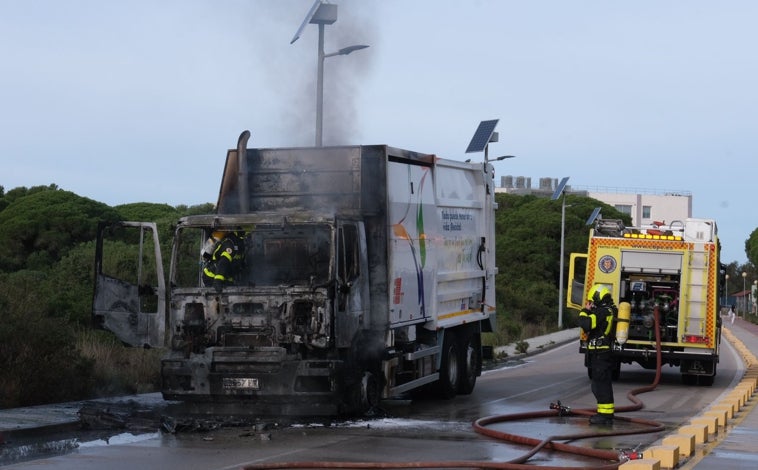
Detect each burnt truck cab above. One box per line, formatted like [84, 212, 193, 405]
[162, 214, 371, 413]
[95, 214, 378, 414]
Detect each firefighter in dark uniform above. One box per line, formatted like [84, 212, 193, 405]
[202, 229, 245, 291]
[579, 284, 618, 425]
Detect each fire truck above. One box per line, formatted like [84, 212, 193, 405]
[566, 217, 724, 385]
[92, 131, 498, 414]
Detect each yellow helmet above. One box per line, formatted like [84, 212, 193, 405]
[211, 230, 226, 241]
[588, 285, 611, 304]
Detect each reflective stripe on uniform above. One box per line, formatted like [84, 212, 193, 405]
[579, 311, 597, 330]
[203, 266, 226, 281]
[597, 403, 614, 415]
[602, 307, 614, 336]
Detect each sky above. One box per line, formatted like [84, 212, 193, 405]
[1, 1, 756, 264]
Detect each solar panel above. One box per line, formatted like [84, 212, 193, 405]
[586, 207, 602, 226]
[465, 119, 499, 153]
[290, 0, 322, 44]
[550, 176, 570, 200]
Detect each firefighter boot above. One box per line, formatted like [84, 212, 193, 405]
[589, 413, 614, 425]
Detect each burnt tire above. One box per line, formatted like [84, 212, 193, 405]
[359, 371, 381, 410]
[343, 371, 381, 415]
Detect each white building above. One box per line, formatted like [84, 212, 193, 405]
[496, 176, 692, 228]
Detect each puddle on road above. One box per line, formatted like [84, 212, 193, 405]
[0, 431, 160, 466]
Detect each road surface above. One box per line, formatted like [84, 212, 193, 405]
[2, 333, 744, 469]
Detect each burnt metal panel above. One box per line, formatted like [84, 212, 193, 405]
[218, 146, 366, 214]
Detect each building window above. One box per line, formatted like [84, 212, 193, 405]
[642, 206, 651, 219]
[614, 204, 632, 216]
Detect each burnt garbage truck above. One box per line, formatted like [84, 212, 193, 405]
[93, 131, 498, 414]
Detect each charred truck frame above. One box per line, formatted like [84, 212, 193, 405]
[93, 131, 498, 414]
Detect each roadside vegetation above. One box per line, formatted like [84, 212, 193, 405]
[0, 184, 755, 408]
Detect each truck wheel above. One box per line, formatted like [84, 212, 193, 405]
[698, 374, 715, 386]
[698, 363, 716, 386]
[437, 331, 459, 399]
[359, 371, 381, 410]
[457, 333, 480, 395]
[344, 371, 380, 414]
[681, 374, 697, 385]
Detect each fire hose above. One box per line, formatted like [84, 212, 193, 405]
[241, 307, 666, 470]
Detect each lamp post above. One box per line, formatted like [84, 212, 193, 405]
[742, 271, 747, 316]
[317, 44, 368, 146]
[753, 280, 757, 314]
[550, 177, 570, 329]
[725, 274, 729, 307]
[290, 1, 368, 147]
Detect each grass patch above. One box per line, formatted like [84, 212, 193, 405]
[76, 328, 163, 397]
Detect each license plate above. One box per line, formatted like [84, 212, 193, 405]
[223, 377, 260, 390]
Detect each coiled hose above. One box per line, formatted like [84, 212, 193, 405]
[242, 308, 666, 470]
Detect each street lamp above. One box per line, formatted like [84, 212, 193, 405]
[742, 272, 747, 316]
[317, 44, 368, 146]
[291, 1, 369, 147]
[725, 274, 729, 307]
[551, 177, 570, 329]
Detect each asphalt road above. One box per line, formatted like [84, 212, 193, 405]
[2, 331, 744, 470]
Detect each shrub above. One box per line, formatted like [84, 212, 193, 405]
[0, 271, 95, 407]
[76, 328, 163, 397]
[515, 340, 530, 354]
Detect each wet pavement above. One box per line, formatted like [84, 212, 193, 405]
[1, 321, 757, 469]
[0, 393, 169, 443]
[503, 318, 758, 470]
[0, 393, 171, 464]
[0, 329, 584, 465]
[685, 315, 758, 470]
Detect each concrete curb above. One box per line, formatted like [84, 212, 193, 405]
[492, 327, 580, 360]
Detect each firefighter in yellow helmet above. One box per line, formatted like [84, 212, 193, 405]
[202, 229, 246, 291]
[579, 284, 618, 425]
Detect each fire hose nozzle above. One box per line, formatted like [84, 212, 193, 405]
[618, 450, 643, 462]
[549, 401, 570, 415]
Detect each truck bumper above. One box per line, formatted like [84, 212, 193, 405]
[161, 347, 344, 415]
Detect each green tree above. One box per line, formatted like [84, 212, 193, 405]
[0, 188, 119, 272]
[42, 241, 98, 326]
[746, 228, 758, 268]
[115, 202, 180, 222]
[493, 193, 630, 342]
[0, 186, 218, 407]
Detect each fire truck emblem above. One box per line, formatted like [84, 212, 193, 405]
[598, 255, 617, 274]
